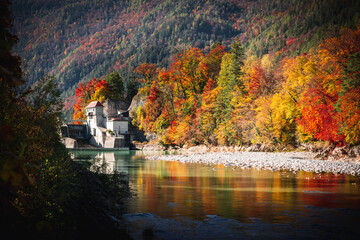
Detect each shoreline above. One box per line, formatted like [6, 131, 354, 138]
[146, 151, 360, 176]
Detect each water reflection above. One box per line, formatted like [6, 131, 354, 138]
[72, 150, 360, 238]
[72, 150, 133, 173]
[130, 161, 359, 222]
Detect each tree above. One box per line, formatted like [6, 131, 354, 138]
[144, 83, 164, 132]
[298, 87, 345, 145]
[230, 37, 245, 92]
[0, 2, 131, 238]
[0, 0, 23, 90]
[0, 0, 27, 191]
[105, 71, 124, 99]
[72, 78, 109, 122]
[268, 56, 307, 145]
[337, 52, 360, 144]
[202, 45, 226, 80]
[171, 48, 205, 98]
[214, 53, 236, 126]
[126, 75, 138, 103]
[133, 63, 158, 95]
[295, 53, 344, 145]
[198, 79, 219, 144]
[210, 38, 222, 50]
[296, 27, 360, 145]
[91, 80, 110, 103]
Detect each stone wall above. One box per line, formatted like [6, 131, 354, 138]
[62, 137, 78, 148]
[89, 127, 107, 147]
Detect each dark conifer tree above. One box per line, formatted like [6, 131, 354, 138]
[230, 37, 245, 93]
[105, 71, 124, 100]
[126, 75, 138, 103]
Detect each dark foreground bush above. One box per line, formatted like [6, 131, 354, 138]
[1, 151, 132, 240]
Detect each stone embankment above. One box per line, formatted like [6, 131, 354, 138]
[146, 151, 360, 176]
[139, 142, 360, 161]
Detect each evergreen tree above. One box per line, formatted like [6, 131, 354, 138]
[105, 71, 124, 100]
[126, 75, 138, 103]
[214, 53, 236, 126]
[210, 38, 222, 50]
[230, 38, 245, 93]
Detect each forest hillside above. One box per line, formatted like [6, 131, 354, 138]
[10, 0, 360, 148]
[11, 0, 360, 98]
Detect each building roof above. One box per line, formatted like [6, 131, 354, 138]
[85, 101, 104, 108]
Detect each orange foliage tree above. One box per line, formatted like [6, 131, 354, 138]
[134, 63, 158, 95]
[72, 78, 109, 123]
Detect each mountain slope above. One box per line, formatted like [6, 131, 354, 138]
[11, 0, 360, 99]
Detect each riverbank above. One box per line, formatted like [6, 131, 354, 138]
[146, 151, 360, 176]
[135, 142, 360, 160]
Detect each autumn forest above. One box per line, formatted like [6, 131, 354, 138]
[15, 0, 354, 148]
[11, 0, 360, 127]
[71, 27, 360, 148]
[2, 0, 360, 238]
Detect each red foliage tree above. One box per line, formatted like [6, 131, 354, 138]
[72, 78, 109, 123]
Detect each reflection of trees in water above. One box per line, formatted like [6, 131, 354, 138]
[130, 160, 360, 223]
[89, 152, 118, 174]
[70, 151, 360, 224]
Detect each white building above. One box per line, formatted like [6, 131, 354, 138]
[85, 100, 130, 148]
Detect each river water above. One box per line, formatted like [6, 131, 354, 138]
[72, 150, 360, 240]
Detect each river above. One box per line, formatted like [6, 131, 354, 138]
[72, 150, 360, 240]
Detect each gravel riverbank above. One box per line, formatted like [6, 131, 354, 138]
[146, 151, 360, 176]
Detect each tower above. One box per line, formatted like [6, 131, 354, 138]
[85, 101, 105, 135]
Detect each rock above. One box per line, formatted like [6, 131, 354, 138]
[259, 144, 274, 152]
[319, 148, 331, 158]
[259, 144, 266, 152]
[128, 93, 147, 117]
[142, 143, 165, 151]
[145, 132, 158, 141]
[146, 151, 360, 176]
[332, 147, 347, 158]
[246, 144, 262, 152]
[348, 149, 356, 158]
[253, 144, 261, 152]
[351, 146, 360, 157]
[234, 146, 241, 151]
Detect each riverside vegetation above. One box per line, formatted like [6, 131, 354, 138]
[0, 1, 132, 239]
[69, 27, 360, 159]
[129, 27, 360, 154]
[3, 0, 360, 238]
[9, 0, 360, 152]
